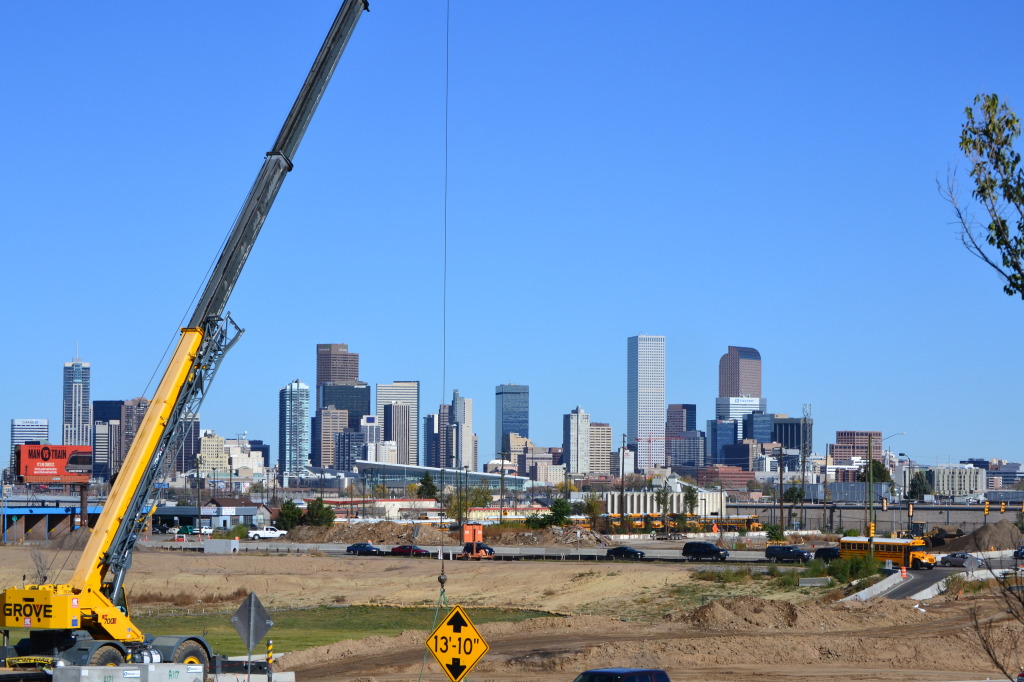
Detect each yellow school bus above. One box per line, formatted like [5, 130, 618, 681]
[839, 536, 936, 569]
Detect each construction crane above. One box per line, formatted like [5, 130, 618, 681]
[0, 0, 367, 673]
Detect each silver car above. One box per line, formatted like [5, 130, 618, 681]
[940, 552, 975, 567]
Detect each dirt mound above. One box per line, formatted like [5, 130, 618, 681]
[481, 525, 604, 547]
[283, 521, 455, 546]
[942, 519, 1024, 552]
[671, 595, 933, 632]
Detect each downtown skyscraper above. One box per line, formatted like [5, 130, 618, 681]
[627, 334, 665, 471]
[63, 356, 92, 446]
[279, 379, 310, 481]
[376, 380, 420, 466]
[9, 418, 48, 474]
[495, 384, 529, 457]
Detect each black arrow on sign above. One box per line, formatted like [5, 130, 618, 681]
[446, 658, 467, 679]
[446, 611, 468, 633]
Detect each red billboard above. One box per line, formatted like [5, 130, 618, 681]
[16, 445, 91, 484]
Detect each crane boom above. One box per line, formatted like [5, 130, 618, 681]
[1, 0, 367, 669]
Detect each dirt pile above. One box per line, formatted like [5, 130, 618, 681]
[480, 525, 604, 547]
[283, 521, 455, 546]
[943, 519, 1024, 552]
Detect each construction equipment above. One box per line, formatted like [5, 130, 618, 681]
[0, 1, 367, 675]
[457, 524, 494, 560]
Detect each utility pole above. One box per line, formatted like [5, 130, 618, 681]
[619, 434, 627, 531]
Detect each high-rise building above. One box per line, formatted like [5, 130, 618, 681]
[828, 430, 882, 465]
[718, 346, 762, 398]
[773, 416, 811, 452]
[450, 390, 475, 471]
[715, 397, 767, 440]
[199, 431, 227, 478]
[627, 334, 666, 471]
[316, 343, 359, 388]
[319, 383, 370, 429]
[423, 406, 450, 469]
[669, 431, 705, 469]
[92, 400, 124, 482]
[666, 404, 696, 435]
[63, 357, 92, 446]
[9, 418, 49, 473]
[562, 406, 591, 474]
[119, 398, 150, 475]
[383, 402, 412, 465]
[249, 439, 272, 469]
[495, 384, 529, 457]
[278, 379, 310, 480]
[376, 381, 419, 465]
[588, 422, 613, 475]
[742, 412, 775, 444]
[334, 429, 365, 472]
[173, 412, 200, 474]
[706, 419, 738, 465]
[312, 406, 348, 468]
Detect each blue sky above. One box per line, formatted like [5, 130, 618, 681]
[3, 2, 1023, 470]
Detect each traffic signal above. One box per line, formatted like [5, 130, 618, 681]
[908, 502, 914, 518]
[1001, 501, 1007, 513]
[868, 522, 875, 537]
[984, 500, 990, 515]
[881, 497, 888, 512]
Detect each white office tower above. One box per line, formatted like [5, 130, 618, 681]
[562, 406, 591, 474]
[450, 389, 475, 471]
[375, 380, 419, 465]
[627, 335, 666, 471]
[278, 379, 310, 480]
[63, 357, 92, 446]
[10, 418, 49, 471]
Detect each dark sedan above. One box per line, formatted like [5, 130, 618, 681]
[607, 546, 645, 560]
[346, 542, 386, 556]
[391, 544, 431, 557]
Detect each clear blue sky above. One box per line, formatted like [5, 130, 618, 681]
[3, 2, 1023, 470]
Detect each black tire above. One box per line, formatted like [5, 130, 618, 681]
[912, 559, 921, 570]
[927, 563, 934, 570]
[173, 639, 210, 676]
[89, 646, 124, 666]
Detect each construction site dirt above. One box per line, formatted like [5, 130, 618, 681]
[0, 525, 1018, 681]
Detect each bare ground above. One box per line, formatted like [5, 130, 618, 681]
[0, 528, 1016, 681]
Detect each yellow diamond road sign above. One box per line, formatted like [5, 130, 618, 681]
[425, 604, 489, 682]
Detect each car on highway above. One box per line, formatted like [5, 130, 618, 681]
[681, 542, 728, 562]
[765, 545, 812, 563]
[940, 552, 976, 567]
[813, 547, 841, 563]
[606, 546, 645, 560]
[461, 542, 495, 556]
[572, 668, 671, 681]
[346, 542, 386, 556]
[1013, 546, 1024, 560]
[391, 544, 431, 557]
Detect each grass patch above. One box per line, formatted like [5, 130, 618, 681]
[132, 605, 552, 656]
[693, 567, 753, 584]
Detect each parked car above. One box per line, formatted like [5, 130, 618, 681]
[391, 544, 431, 557]
[681, 542, 728, 562]
[248, 526, 287, 540]
[197, 526, 213, 536]
[461, 542, 495, 556]
[940, 552, 976, 568]
[1013, 546, 1024, 560]
[606, 546, 645, 560]
[151, 523, 170, 534]
[346, 542, 386, 556]
[765, 545, 812, 563]
[813, 547, 841, 563]
[572, 668, 671, 681]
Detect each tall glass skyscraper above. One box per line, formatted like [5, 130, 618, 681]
[376, 381, 420, 465]
[627, 335, 666, 471]
[63, 357, 92, 446]
[10, 418, 49, 474]
[278, 379, 310, 480]
[495, 384, 529, 456]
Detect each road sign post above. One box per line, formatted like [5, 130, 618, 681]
[231, 592, 274, 679]
[425, 604, 489, 682]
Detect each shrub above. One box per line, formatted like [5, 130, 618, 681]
[763, 524, 784, 541]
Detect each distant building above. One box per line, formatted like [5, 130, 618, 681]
[9, 419, 49, 474]
[627, 335, 666, 471]
[828, 431, 883, 465]
[772, 416, 810, 451]
[705, 419, 737, 465]
[742, 412, 775, 444]
[666, 404, 696, 437]
[715, 397, 767, 441]
[316, 343, 359, 389]
[495, 384, 529, 457]
[312, 406, 348, 468]
[451, 390, 475, 471]
[384, 402, 412, 465]
[376, 381, 419, 465]
[63, 356, 92, 446]
[589, 422, 613, 475]
[562, 406, 591, 474]
[668, 431, 705, 469]
[119, 398, 150, 475]
[319, 383, 370, 430]
[278, 379, 310, 480]
[423, 407, 450, 469]
[718, 346, 761, 398]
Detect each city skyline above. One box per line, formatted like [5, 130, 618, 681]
[4, 4, 1024, 469]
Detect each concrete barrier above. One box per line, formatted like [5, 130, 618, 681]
[841, 571, 904, 602]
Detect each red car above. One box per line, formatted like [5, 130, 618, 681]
[390, 544, 430, 557]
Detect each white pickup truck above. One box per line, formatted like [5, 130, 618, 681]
[248, 526, 288, 540]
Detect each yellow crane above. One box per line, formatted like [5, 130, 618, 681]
[0, 1, 367, 674]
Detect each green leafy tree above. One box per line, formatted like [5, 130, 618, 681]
[581, 492, 604, 529]
[548, 498, 572, 526]
[948, 93, 1024, 299]
[654, 486, 670, 518]
[906, 471, 933, 500]
[417, 472, 438, 499]
[249, 482, 265, 494]
[857, 460, 892, 484]
[302, 498, 336, 527]
[276, 499, 302, 530]
[468, 485, 493, 508]
[683, 485, 699, 515]
[763, 523, 784, 542]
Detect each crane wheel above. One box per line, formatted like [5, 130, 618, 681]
[89, 646, 125, 666]
[173, 639, 210, 674]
